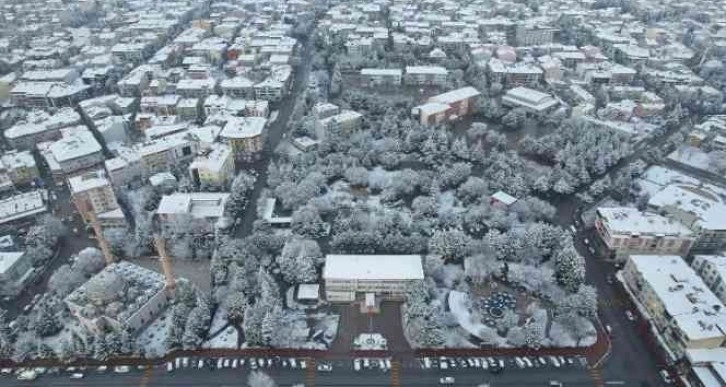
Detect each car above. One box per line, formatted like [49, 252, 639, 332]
[439, 376, 455, 385]
[250, 360, 258, 370]
[300, 360, 307, 369]
[266, 358, 273, 367]
[317, 363, 332, 372]
[479, 358, 488, 370]
[0, 368, 12, 375]
[197, 360, 204, 369]
[422, 357, 432, 369]
[239, 358, 245, 366]
[660, 370, 673, 384]
[70, 373, 84, 379]
[182, 357, 189, 368]
[606, 325, 613, 335]
[549, 356, 561, 368]
[569, 225, 577, 235]
[467, 358, 475, 367]
[289, 358, 297, 369]
[522, 357, 533, 368]
[97, 366, 108, 373]
[549, 381, 563, 387]
[33, 367, 46, 375]
[473, 358, 481, 368]
[353, 359, 361, 371]
[232, 359, 238, 369]
[583, 238, 590, 245]
[65, 367, 77, 373]
[223, 359, 231, 368]
[22, 305, 32, 313]
[217, 358, 224, 369]
[514, 358, 525, 369]
[625, 310, 636, 321]
[114, 366, 130, 374]
[166, 362, 173, 372]
[439, 359, 448, 370]
[379, 359, 387, 371]
[281, 359, 288, 368]
[385, 358, 392, 369]
[363, 358, 370, 369]
[458, 358, 467, 368]
[558, 356, 566, 366]
[538, 357, 547, 366]
[17, 370, 37, 380]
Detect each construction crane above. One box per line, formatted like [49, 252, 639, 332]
[153, 236, 176, 294]
[73, 197, 114, 266]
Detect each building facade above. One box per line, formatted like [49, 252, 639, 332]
[323, 255, 424, 302]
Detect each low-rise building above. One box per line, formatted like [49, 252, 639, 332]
[622, 255, 726, 361]
[219, 116, 267, 155]
[502, 87, 559, 113]
[65, 261, 170, 334]
[404, 66, 448, 86]
[188, 143, 234, 188]
[692, 255, 726, 305]
[595, 207, 695, 260]
[360, 68, 403, 86]
[0, 251, 33, 295]
[45, 130, 104, 176]
[323, 254, 424, 302]
[68, 169, 121, 225]
[156, 192, 230, 234]
[0, 190, 47, 226]
[0, 151, 39, 186]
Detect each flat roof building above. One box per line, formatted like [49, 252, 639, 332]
[323, 254, 423, 302]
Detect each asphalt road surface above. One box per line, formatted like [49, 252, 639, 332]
[2, 357, 600, 387]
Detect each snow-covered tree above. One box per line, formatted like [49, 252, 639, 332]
[32, 302, 61, 337]
[225, 292, 248, 324]
[344, 166, 369, 187]
[277, 238, 322, 285]
[47, 264, 85, 297]
[290, 205, 327, 238]
[248, 370, 277, 387]
[554, 246, 586, 293]
[456, 177, 489, 204]
[496, 310, 519, 335]
[75, 247, 105, 276]
[429, 229, 472, 262]
[243, 304, 265, 346]
[226, 171, 257, 218]
[464, 254, 501, 283]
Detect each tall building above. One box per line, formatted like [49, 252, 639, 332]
[68, 169, 121, 225]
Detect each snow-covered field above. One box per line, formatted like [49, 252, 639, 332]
[136, 313, 173, 358]
[203, 326, 238, 349]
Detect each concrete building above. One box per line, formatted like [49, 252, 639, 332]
[316, 110, 363, 135]
[648, 184, 726, 251]
[488, 58, 543, 86]
[219, 116, 267, 155]
[0, 151, 39, 186]
[65, 261, 170, 334]
[323, 254, 424, 302]
[68, 169, 120, 225]
[622, 255, 726, 361]
[0, 251, 33, 295]
[404, 66, 448, 86]
[502, 87, 559, 113]
[0, 191, 47, 226]
[156, 192, 230, 234]
[412, 86, 481, 126]
[137, 133, 200, 177]
[188, 143, 234, 188]
[45, 130, 104, 176]
[692, 255, 726, 305]
[360, 68, 403, 86]
[595, 207, 695, 260]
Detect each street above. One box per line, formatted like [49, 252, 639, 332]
[2, 356, 600, 387]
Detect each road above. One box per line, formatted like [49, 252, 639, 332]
[234, 34, 315, 239]
[2, 357, 599, 386]
[545, 125, 688, 387]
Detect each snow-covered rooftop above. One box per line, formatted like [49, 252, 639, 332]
[157, 192, 230, 219]
[220, 116, 266, 139]
[628, 255, 726, 342]
[0, 190, 46, 225]
[648, 184, 726, 231]
[68, 169, 110, 194]
[0, 252, 25, 275]
[49, 130, 102, 162]
[323, 254, 424, 281]
[597, 207, 693, 237]
[428, 86, 481, 105]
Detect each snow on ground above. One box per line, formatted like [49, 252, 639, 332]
[137, 313, 173, 358]
[43, 317, 87, 354]
[668, 146, 715, 173]
[209, 305, 230, 337]
[203, 325, 238, 349]
[130, 258, 211, 292]
[448, 291, 488, 339]
[437, 190, 466, 216]
[441, 265, 465, 289]
[548, 319, 597, 348]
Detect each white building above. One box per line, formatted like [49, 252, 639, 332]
[0, 251, 33, 295]
[692, 255, 726, 305]
[360, 68, 403, 86]
[595, 207, 695, 260]
[156, 192, 230, 234]
[502, 87, 559, 113]
[65, 261, 170, 334]
[188, 143, 234, 188]
[0, 190, 47, 225]
[219, 116, 267, 155]
[404, 66, 448, 86]
[45, 130, 104, 175]
[0, 150, 39, 186]
[68, 169, 121, 226]
[622, 255, 726, 360]
[323, 254, 424, 302]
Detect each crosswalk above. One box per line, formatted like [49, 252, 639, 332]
[138, 367, 152, 387]
[390, 359, 400, 387]
[588, 366, 604, 387]
[305, 358, 316, 387]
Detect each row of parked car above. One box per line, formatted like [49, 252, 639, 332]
[2, 365, 134, 381]
[166, 357, 310, 372]
[420, 355, 585, 372]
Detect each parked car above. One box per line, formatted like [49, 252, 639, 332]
[70, 373, 84, 379]
[439, 376, 455, 385]
[316, 363, 332, 372]
[114, 366, 130, 374]
[96, 366, 108, 373]
[353, 359, 361, 371]
[17, 370, 37, 380]
[625, 310, 636, 321]
[660, 370, 673, 384]
[166, 362, 173, 372]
